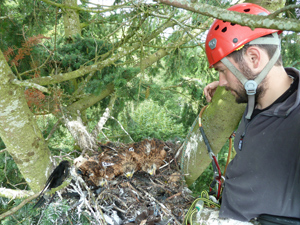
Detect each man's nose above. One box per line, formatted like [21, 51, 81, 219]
[219, 73, 227, 87]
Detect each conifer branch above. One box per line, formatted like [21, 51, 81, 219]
[0, 192, 39, 220]
[41, 0, 135, 13]
[268, 4, 300, 19]
[157, 0, 300, 32]
[10, 79, 50, 93]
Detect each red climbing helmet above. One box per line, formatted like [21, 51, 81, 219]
[205, 3, 282, 67]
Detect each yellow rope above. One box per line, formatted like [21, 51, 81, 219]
[184, 190, 220, 225]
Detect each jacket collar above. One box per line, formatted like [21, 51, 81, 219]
[245, 67, 300, 118]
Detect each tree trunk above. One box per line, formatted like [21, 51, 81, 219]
[0, 50, 52, 192]
[63, 0, 81, 39]
[181, 87, 246, 186]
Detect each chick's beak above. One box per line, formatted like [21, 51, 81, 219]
[125, 171, 134, 179]
[99, 178, 108, 186]
[148, 168, 156, 176]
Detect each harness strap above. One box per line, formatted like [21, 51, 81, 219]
[221, 33, 281, 119]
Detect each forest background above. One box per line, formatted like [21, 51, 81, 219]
[0, 0, 299, 223]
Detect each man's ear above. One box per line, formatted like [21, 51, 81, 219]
[244, 46, 261, 69]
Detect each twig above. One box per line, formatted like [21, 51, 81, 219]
[174, 143, 183, 159]
[140, 189, 181, 225]
[0, 192, 40, 220]
[92, 94, 116, 137]
[126, 182, 143, 201]
[166, 192, 182, 201]
[268, 4, 300, 19]
[0, 16, 9, 20]
[110, 116, 134, 142]
[18, 52, 52, 77]
[160, 159, 174, 169]
[10, 79, 50, 93]
[149, 178, 174, 194]
[106, 193, 128, 209]
[45, 118, 63, 141]
[69, 177, 105, 224]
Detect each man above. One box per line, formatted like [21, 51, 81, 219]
[203, 3, 300, 222]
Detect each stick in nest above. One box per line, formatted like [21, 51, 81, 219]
[139, 188, 182, 225]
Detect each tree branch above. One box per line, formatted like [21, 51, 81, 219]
[157, 0, 300, 32]
[268, 4, 300, 19]
[0, 192, 39, 220]
[66, 25, 204, 114]
[10, 79, 50, 93]
[92, 93, 116, 137]
[0, 188, 34, 199]
[28, 17, 182, 87]
[41, 0, 135, 13]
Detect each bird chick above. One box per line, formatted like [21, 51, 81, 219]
[140, 140, 167, 176]
[77, 158, 106, 187]
[141, 157, 163, 176]
[120, 155, 138, 179]
[73, 155, 87, 168]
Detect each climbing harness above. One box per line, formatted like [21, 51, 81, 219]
[199, 105, 224, 200]
[183, 105, 234, 224]
[223, 132, 234, 177]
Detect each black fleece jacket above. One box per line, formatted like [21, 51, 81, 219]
[219, 67, 300, 221]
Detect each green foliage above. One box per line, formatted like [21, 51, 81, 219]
[284, 0, 300, 19]
[35, 115, 75, 151]
[281, 32, 300, 69]
[54, 35, 111, 70]
[0, 152, 26, 190]
[0, 199, 95, 224]
[47, 35, 115, 95]
[95, 99, 186, 143]
[0, 0, 61, 56]
[128, 99, 185, 141]
[1, 0, 300, 221]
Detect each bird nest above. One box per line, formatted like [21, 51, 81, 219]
[59, 139, 194, 224]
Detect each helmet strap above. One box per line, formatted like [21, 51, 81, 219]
[220, 33, 281, 119]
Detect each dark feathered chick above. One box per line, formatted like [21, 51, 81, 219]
[119, 153, 138, 179]
[77, 157, 106, 187]
[140, 139, 167, 175]
[126, 141, 146, 167]
[34, 160, 70, 208]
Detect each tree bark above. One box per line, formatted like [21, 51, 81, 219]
[247, 0, 286, 12]
[63, 0, 81, 38]
[181, 87, 246, 186]
[0, 50, 52, 192]
[157, 0, 299, 32]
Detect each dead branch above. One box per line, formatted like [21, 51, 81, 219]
[110, 116, 134, 142]
[0, 188, 34, 199]
[92, 93, 116, 138]
[64, 111, 97, 153]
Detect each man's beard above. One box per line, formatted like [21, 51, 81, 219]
[228, 62, 266, 104]
[226, 85, 248, 103]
